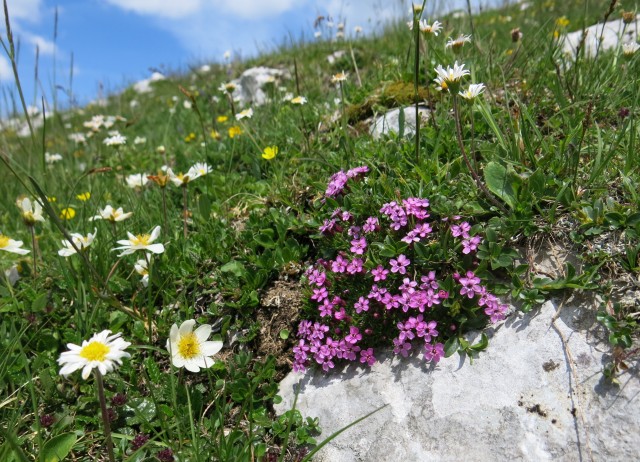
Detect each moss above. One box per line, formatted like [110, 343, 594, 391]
[344, 80, 432, 123]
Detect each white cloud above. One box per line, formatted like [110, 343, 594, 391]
[3, 0, 43, 23]
[102, 0, 204, 19]
[0, 55, 13, 81]
[213, 0, 298, 20]
[23, 32, 57, 55]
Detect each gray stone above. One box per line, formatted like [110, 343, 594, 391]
[229, 67, 289, 107]
[561, 16, 639, 59]
[370, 106, 432, 140]
[275, 297, 640, 461]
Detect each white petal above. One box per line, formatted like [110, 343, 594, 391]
[194, 324, 212, 343]
[200, 340, 223, 357]
[145, 243, 164, 254]
[179, 319, 196, 336]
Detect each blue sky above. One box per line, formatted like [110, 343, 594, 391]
[0, 0, 495, 114]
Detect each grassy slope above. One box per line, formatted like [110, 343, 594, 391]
[0, 0, 638, 460]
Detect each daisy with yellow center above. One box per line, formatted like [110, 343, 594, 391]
[58, 330, 131, 380]
[58, 229, 97, 257]
[290, 96, 308, 105]
[459, 83, 486, 101]
[236, 108, 254, 120]
[0, 233, 30, 255]
[166, 319, 223, 372]
[445, 34, 472, 53]
[188, 162, 212, 178]
[331, 71, 348, 84]
[16, 197, 45, 226]
[113, 226, 164, 256]
[90, 205, 133, 222]
[166, 167, 195, 187]
[434, 61, 470, 93]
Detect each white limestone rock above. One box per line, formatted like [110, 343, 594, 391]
[561, 15, 639, 59]
[276, 297, 640, 461]
[370, 106, 432, 140]
[229, 67, 289, 107]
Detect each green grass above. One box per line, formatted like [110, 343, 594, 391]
[1, 0, 639, 460]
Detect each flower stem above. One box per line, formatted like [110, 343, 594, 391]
[452, 95, 508, 213]
[29, 225, 37, 277]
[95, 371, 116, 462]
[413, 15, 421, 164]
[182, 186, 189, 239]
[161, 188, 168, 234]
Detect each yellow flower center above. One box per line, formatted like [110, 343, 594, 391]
[132, 234, 151, 246]
[79, 341, 110, 362]
[0, 235, 9, 248]
[177, 333, 201, 359]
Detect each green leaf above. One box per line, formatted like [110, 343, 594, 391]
[220, 260, 247, 277]
[279, 329, 290, 340]
[42, 432, 77, 462]
[483, 161, 518, 209]
[444, 336, 459, 358]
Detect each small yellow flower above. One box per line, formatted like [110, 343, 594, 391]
[555, 16, 569, 28]
[262, 146, 278, 160]
[216, 115, 228, 123]
[228, 126, 243, 138]
[184, 132, 196, 143]
[210, 129, 221, 140]
[47, 196, 57, 202]
[60, 208, 76, 220]
[76, 192, 91, 201]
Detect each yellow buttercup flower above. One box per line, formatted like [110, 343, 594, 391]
[228, 126, 243, 138]
[60, 208, 76, 220]
[216, 115, 228, 123]
[184, 132, 196, 143]
[262, 146, 278, 160]
[76, 192, 91, 201]
[210, 129, 221, 140]
[555, 16, 569, 28]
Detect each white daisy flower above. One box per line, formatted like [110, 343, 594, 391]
[90, 205, 133, 223]
[134, 136, 147, 145]
[103, 134, 127, 146]
[166, 319, 223, 372]
[434, 61, 470, 92]
[219, 82, 237, 93]
[134, 259, 149, 287]
[58, 330, 131, 380]
[446, 34, 472, 52]
[58, 229, 98, 257]
[459, 83, 486, 101]
[113, 226, 164, 256]
[188, 162, 212, 179]
[45, 152, 63, 164]
[166, 167, 196, 187]
[420, 20, 442, 36]
[622, 42, 639, 57]
[290, 96, 308, 105]
[126, 173, 150, 189]
[16, 196, 45, 226]
[0, 233, 30, 255]
[236, 108, 254, 120]
[331, 71, 348, 84]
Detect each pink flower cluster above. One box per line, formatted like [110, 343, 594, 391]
[325, 166, 369, 198]
[294, 170, 509, 373]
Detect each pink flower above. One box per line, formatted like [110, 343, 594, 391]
[350, 237, 367, 255]
[424, 342, 445, 363]
[371, 265, 389, 281]
[360, 348, 376, 366]
[390, 254, 410, 274]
